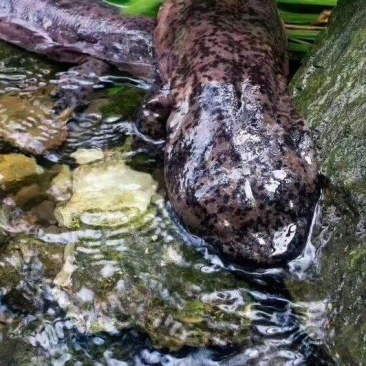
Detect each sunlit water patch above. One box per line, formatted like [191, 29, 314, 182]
[0, 40, 337, 365]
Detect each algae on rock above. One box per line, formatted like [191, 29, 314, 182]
[290, 0, 366, 363]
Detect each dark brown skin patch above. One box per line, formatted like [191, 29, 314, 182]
[154, 0, 320, 267]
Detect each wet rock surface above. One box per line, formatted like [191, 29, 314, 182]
[291, 0, 366, 363]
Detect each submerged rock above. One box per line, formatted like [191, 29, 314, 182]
[0, 41, 69, 155]
[54, 155, 158, 228]
[0, 40, 147, 161]
[70, 148, 105, 165]
[0, 159, 73, 232]
[291, 0, 366, 363]
[0, 93, 70, 155]
[47, 164, 72, 202]
[0, 153, 44, 190]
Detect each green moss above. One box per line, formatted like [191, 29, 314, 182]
[100, 84, 146, 119]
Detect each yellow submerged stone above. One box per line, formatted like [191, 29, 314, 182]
[55, 157, 158, 228]
[0, 153, 44, 190]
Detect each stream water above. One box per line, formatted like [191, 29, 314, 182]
[0, 41, 339, 365]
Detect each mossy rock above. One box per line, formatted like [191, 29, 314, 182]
[290, 0, 366, 363]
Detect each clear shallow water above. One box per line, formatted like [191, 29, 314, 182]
[0, 41, 337, 365]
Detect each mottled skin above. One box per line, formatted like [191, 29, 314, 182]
[0, 0, 320, 266]
[150, 0, 320, 266]
[0, 0, 157, 81]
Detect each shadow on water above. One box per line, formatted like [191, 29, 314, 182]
[0, 40, 339, 365]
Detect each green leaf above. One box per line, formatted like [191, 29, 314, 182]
[105, 0, 162, 17]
